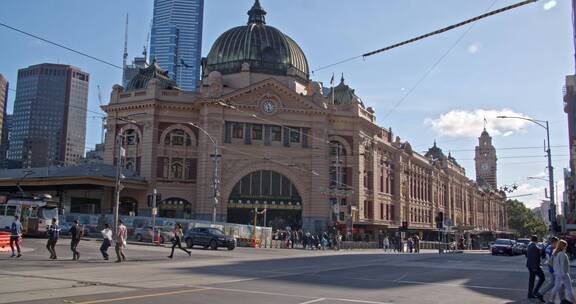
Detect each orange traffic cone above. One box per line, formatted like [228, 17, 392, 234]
[154, 231, 160, 246]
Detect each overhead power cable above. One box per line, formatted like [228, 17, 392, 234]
[312, 0, 536, 74]
[0, 22, 122, 70]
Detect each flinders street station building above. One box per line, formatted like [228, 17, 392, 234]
[94, 1, 508, 237]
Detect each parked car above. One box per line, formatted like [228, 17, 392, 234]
[515, 238, 530, 255]
[184, 227, 236, 250]
[491, 239, 516, 256]
[134, 226, 174, 244]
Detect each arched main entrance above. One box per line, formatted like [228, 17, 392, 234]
[227, 170, 302, 230]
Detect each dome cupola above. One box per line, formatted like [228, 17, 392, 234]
[205, 0, 309, 81]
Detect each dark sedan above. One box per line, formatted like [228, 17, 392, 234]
[185, 227, 236, 250]
[491, 239, 516, 256]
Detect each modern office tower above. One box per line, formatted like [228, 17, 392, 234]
[0, 74, 8, 162]
[149, 0, 204, 91]
[7, 64, 89, 168]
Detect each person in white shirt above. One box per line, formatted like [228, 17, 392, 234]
[100, 224, 112, 260]
[383, 236, 390, 252]
[549, 239, 576, 303]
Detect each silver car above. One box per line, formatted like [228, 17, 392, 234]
[134, 226, 174, 244]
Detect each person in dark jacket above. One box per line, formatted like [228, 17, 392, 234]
[46, 218, 60, 260]
[69, 220, 82, 260]
[526, 235, 545, 301]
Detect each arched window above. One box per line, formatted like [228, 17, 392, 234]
[123, 129, 139, 145]
[164, 129, 192, 146]
[170, 159, 183, 179]
[125, 158, 135, 171]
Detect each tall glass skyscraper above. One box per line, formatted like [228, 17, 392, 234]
[150, 0, 204, 91]
[7, 64, 89, 168]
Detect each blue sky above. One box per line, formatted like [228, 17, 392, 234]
[0, 0, 573, 208]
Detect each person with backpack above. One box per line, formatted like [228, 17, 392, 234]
[549, 239, 576, 304]
[69, 220, 82, 260]
[168, 224, 191, 259]
[9, 216, 23, 258]
[46, 218, 60, 260]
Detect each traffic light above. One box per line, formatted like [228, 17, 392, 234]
[436, 211, 444, 229]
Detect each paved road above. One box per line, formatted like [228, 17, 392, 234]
[0, 238, 546, 304]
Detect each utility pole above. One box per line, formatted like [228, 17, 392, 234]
[545, 120, 557, 232]
[210, 145, 221, 224]
[188, 122, 221, 224]
[113, 132, 124, 235]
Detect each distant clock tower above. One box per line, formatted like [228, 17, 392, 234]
[475, 128, 497, 188]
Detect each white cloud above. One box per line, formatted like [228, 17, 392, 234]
[425, 109, 531, 138]
[543, 0, 557, 11]
[467, 42, 482, 55]
[510, 179, 564, 211]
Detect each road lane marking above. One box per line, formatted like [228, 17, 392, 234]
[71, 288, 207, 304]
[396, 280, 525, 292]
[187, 286, 394, 304]
[299, 298, 326, 304]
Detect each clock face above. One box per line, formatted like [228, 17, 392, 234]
[262, 100, 276, 113]
[480, 163, 489, 172]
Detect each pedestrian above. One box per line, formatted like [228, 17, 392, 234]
[100, 224, 113, 260]
[408, 237, 414, 253]
[115, 219, 127, 263]
[539, 237, 566, 303]
[46, 218, 60, 260]
[414, 235, 420, 253]
[383, 235, 390, 252]
[69, 220, 82, 260]
[9, 216, 23, 258]
[549, 239, 576, 304]
[526, 235, 545, 301]
[168, 224, 191, 258]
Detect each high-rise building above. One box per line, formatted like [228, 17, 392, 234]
[475, 129, 498, 189]
[149, 0, 204, 91]
[0, 74, 8, 162]
[7, 64, 89, 168]
[122, 56, 147, 87]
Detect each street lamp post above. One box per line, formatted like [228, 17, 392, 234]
[497, 116, 556, 232]
[188, 122, 221, 224]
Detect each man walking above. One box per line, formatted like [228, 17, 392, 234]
[69, 220, 81, 260]
[526, 235, 545, 301]
[46, 218, 59, 260]
[115, 219, 127, 263]
[100, 224, 112, 260]
[9, 216, 23, 258]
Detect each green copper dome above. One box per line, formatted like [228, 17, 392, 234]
[126, 59, 177, 91]
[205, 0, 309, 80]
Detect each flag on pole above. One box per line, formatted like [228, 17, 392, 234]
[330, 73, 335, 86]
[483, 116, 488, 129]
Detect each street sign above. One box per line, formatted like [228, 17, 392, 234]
[445, 218, 453, 227]
[152, 207, 157, 216]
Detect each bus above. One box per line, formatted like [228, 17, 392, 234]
[0, 197, 59, 236]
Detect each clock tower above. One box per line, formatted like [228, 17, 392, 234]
[475, 128, 497, 188]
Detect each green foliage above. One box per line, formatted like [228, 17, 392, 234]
[506, 199, 548, 238]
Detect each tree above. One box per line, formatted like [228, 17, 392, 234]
[506, 199, 548, 238]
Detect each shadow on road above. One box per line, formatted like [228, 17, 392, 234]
[172, 252, 527, 302]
